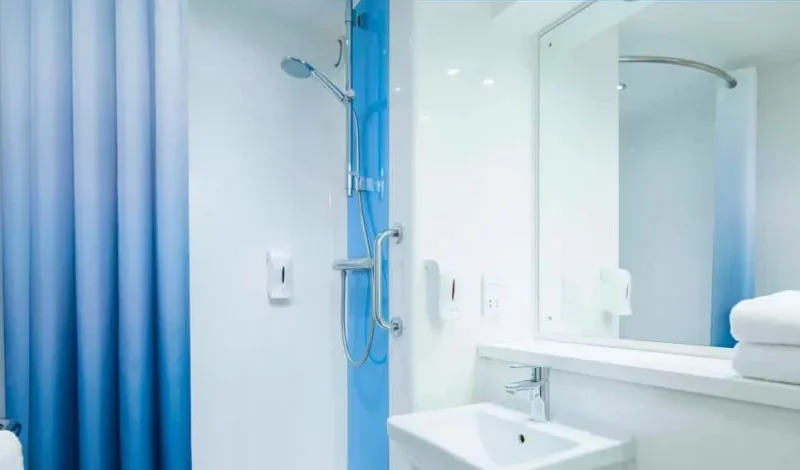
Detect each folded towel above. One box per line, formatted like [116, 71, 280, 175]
[730, 290, 800, 346]
[732, 343, 800, 385]
[0, 430, 23, 470]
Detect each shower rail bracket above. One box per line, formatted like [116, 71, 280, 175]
[354, 176, 384, 198]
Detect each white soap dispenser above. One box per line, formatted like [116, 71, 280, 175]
[424, 260, 460, 320]
[267, 251, 292, 301]
[597, 267, 632, 316]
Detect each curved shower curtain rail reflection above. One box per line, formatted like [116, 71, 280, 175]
[619, 55, 738, 89]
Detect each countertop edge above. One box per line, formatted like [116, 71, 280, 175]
[478, 340, 800, 412]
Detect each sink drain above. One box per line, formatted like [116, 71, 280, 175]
[518, 434, 526, 444]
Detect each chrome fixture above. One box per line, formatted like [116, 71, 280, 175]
[282, 0, 403, 368]
[344, 0, 355, 197]
[505, 365, 551, 422]
[281, 0, 371, 367]
[373, 225, 404, 336]
[334, 36, 345, 69]
[619, 55, 738, 89]
[332, 257, 373, 271]
[279, 54, 360, 196]
[332, 223, 404, 367]
[280, 56, 355, 103]
[333, 258, 374, 366]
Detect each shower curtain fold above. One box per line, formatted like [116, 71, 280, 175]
[0, 1, 191, 469]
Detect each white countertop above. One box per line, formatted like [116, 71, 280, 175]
[478, 340, 800, 411]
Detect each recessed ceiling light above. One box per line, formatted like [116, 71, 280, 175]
[618, 83, 627, 91]
[447, 68, 461, 76]
[483, 78, 495, 86]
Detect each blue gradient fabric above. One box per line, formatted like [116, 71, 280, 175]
[0, 1, 191, 468]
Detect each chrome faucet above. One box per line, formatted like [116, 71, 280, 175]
[505, 365, 551, 422]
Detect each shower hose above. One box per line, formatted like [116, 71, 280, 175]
[341, 108, 379, 367]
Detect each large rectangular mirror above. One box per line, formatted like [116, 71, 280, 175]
[537, 1, 800, 349]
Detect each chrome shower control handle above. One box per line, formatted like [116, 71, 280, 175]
[332, 257, 373, 271]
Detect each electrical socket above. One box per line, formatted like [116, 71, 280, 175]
[482, 276, 503, 316]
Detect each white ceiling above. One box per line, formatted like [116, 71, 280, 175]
[618, 1, 800, 119]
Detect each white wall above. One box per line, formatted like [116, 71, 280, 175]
[399, 1, 537, 413]
[756, 59, 800, 295]
[619, 89, 716, 345]
[188, 1, 346, 469]
[476, 358, 800, 470]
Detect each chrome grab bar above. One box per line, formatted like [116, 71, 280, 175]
[373, 224, 403, 336]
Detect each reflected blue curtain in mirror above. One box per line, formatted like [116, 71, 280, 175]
[0, 1, 191, 469]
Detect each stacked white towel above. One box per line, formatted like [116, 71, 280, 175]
[731, 290, 800, 385]
[0, 430, 23, 470]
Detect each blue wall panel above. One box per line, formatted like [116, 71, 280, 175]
[348, 0, 390, 469]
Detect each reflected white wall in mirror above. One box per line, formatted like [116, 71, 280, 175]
[537, 1, 800, 349]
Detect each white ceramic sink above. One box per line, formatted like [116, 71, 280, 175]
[388, 404, 633, 470]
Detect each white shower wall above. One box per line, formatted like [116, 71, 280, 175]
[188, 1, 346, 469]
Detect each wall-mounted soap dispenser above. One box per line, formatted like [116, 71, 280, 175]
[597, 267, 632, 317]
[267, 251, 292, 301]
[424, 260, 459, 320]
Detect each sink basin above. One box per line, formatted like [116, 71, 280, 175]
[388, 403, 633, 470]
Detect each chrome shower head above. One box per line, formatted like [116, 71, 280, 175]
[281, 56, 314, 79]
[279, 56, 351, 104]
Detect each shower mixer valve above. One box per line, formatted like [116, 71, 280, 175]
[331, 223, 404, 367]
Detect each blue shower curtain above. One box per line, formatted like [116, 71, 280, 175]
[0, 1, 191, 469]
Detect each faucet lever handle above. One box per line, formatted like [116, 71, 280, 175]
[510, 364, 549, 381]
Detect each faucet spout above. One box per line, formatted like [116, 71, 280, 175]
[505, 380, 542, 394]
[505, 365, 551, 422]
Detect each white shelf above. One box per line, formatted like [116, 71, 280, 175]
[478, 340, 800, 411]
